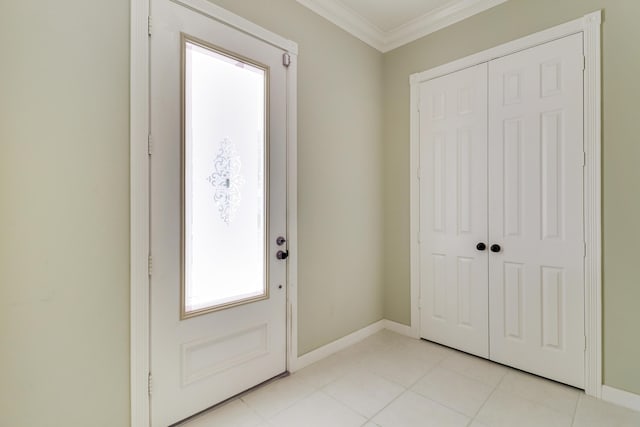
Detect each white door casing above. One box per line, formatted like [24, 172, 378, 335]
[488, 33, 585, 388]
[419, 63, 489, 358]
[149, 0, 293, 425]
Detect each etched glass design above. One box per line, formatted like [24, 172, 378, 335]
[183, 37, 267, 317]
[207, 138, 245, 224]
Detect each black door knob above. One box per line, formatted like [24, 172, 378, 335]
[276, 250, 289, 260]
[476, 242, 486, 251]
[490, 244, 501, 253]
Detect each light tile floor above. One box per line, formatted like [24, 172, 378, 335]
[181, 330, 640, 427]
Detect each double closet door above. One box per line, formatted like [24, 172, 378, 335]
[419, 34, 585, 388]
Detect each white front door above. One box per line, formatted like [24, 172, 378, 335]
[488, 33, 585, 388]
[150, 1, 289, 425]
[419, 63, 489, 358]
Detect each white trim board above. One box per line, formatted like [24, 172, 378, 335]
[130, 0, 150, 425]
[296, 0, 509, 53]
[602, 386, 640, 413]
[130, 1, 298, 426]
[291, 319, 418, 372]
[171, 0, 298, 54]
[409, 11, 602, 397]
[285, 50, 300, 380]
[292, 320, 385, 371]
[382, 319, 418, 339]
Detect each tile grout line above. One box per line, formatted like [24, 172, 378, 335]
[357, 337, 432, 422]
[570, 393, 583, 427]
[361, 340, 477, 424]
[349, 340, 458, 423]
[246, 377, 318, 422]
[317, 388, 372, 423]
[364, 388, 411, 424]
[468, 366, 510, 424]
[273, 332, 406, 425]
[363, 355, 480, 425]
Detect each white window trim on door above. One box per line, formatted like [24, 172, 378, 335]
[130, 1, 299, 426]
[409, 11, 602, 397]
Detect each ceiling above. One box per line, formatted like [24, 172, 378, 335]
[296, 0, 510, 52]
[339, 0, 455, 32]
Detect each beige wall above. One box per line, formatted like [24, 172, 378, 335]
[206, 0, 385, 354]
[0, 1, 131, 426]
[382, 0, 640, 395]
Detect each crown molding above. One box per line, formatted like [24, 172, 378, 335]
[384, 0, 510, 51]
[296, 0, 386, 50]
[296, 0, 510, 53]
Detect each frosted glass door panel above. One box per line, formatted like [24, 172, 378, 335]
[183, 37, 268, 317]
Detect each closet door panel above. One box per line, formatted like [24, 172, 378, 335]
[488, 33, 585, 388]
[419, 63, 489, 358]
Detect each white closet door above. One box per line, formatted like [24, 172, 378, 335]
[419, 63, 489, 358]
[488, 33, 585, 387]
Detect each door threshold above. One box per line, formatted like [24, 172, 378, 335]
[171, 371, 290, 426]
[420, 338, 583, 391]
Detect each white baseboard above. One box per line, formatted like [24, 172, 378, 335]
[291, 320, 385, 372]
[602, 385, 640, 412]
[382, 319, 418, 338]
[290, 319, 423, 372]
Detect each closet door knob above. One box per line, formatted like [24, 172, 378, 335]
[476, 242, 486, 251]
[490, 244, 502, 253]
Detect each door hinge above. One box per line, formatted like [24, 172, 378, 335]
[582, 55, 586, 71]
[148, 372, 153, 397]
[584, 336, 587, 352]
[147, 16, 153, 36]
[282, 53, 291, 68]
[147, 134, 153, 156]
[584, 241, 587, 258]
[148, 255, 153, 277]
[583, 151, 587, 167]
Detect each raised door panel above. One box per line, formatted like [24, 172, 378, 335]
[503, 262, 524, 341]
[419, 63, 489, 358]
[488, 33, 585, 388]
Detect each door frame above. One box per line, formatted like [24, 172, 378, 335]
[409, 11, 602, 397]
[130, 1, 299, 426]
